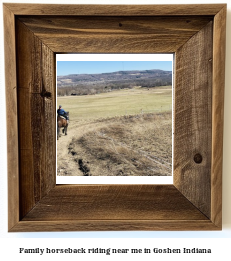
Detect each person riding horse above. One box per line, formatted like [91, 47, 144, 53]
[57, 105, 69, 139]
[57, 105, 68, 120]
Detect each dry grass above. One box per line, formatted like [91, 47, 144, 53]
[68, 112, 172, 176]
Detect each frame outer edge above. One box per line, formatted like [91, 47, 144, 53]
[4, 3, 226, 232]
[3, 4, 19, 230]
[211, 5, 226, 228]
[2, 3, 227, 16]
[9, 220, 219, 232]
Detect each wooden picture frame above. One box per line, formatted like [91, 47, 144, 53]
[4, 3, 226, 232]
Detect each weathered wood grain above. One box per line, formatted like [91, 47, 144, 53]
[4, 3, 225, 16]
[22, 185, 207, 221]
[15, 185, 220, 231]
[174, 22, 213, 218]
[19, 16, 213, 34]
[3, 4, 19, 231]
[40, 44, 56, 198]
[16, 19, 56, 218]
[18, 16, 213, 53]
[11, 220, 219, 232]
[4, 3, 226, 231]
[211, 5, 226, 228]
[16, 20, 37, 218]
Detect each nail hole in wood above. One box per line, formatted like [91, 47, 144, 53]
[119, 23, 122, 27]
[194, 153, 203, 164]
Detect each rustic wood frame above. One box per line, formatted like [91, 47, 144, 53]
[4, 4, 226, 232]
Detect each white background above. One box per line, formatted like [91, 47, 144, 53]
[1, 0, 231, 260]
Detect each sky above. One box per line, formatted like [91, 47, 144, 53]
[57, 61, 172, 76]
[56, 54, 173, 76]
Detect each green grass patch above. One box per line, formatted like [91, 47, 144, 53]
[57, 86, 172, 121]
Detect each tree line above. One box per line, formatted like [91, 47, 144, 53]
[57, 78, 172, 96]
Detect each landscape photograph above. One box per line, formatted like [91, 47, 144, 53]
[56, 57, 173, 178]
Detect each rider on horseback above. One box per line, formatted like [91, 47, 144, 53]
[57, 105, 69, 139]
[57, 105, 68, 120]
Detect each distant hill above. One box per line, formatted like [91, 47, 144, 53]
[57, 69, 172, 96]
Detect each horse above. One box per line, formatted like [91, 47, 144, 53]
[57, 111, 69, 140]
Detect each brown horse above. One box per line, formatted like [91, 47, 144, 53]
[57, 112, 69, 140]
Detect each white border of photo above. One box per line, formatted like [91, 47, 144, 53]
[56, 53, 173, 185]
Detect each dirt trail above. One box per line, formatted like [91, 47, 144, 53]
[57, 119, 106, 176]
[57, 121, 84, 176]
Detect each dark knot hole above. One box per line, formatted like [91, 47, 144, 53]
[194, 153, 203, 164]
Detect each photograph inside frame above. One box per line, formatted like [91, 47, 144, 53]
[56, 54, 173, 184]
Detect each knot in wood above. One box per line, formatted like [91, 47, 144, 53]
[194, 153, 203, 164]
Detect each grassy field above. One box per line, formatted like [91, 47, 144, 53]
[57, 86, 172, 122]
[68, 112, 172, 176]
[57, 86, 172, 176]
